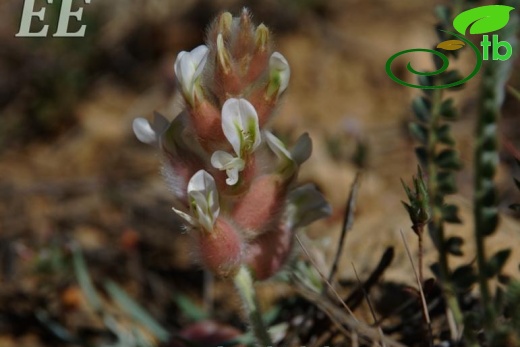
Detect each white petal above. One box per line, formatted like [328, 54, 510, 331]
[174, 45, 209, 103]
[188, 170, 215, 193]
[221, 98, 243, 155]
[265, 131, 292, 161]
[194, 203, 215, 233]
[190, 45, 210, 69]
[291, 133, 312, 165]
[211, 150, 236, 169]
[226, 166, 241, 185]
[221, 98, 261, 156]
[211, 151, 245, 186]
[133, 117, 157, 145]
[270, 52, 290, 96]
[173, 51, 186, 79]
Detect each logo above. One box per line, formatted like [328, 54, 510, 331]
[16, 0, 91, 38]
[386, 5, 515, 89]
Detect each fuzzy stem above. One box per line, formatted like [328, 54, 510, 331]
[234, 266, 273, 346]
[427, 88, 463, 337]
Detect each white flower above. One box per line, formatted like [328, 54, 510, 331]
[211, 98, 261, 185]
[132, 112, 170, 147]
[221, 98, 261, 156]
[174, 45, 209, 105]
[211, 151, 245, 185]
[173, 170, 220, 232]
[268, 52, 290, 97]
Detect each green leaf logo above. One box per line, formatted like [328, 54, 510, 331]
[453, 5, 514, 35]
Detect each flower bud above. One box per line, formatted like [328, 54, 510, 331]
[267, 52, 290, 98]
[218, 12, 233, 38]
[245, 222, 293, 280]
[245, 24, 271, 84]
[207, 12, 233, 46]
[248, 87, 277, 127]
[215, 33, 242, 97]
[174, 45, 209, 106]
[231, 8, 255, 68]
[198, 217, 243, 277]
[190, 97, 226, 151]
[232, 174, 286, 235]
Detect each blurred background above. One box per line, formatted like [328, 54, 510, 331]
[0, 0, 519, 346]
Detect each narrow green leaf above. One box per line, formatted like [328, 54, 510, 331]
[401, 201, 414, 219]
[173, 293, 208, 322]
[105, 281, 170, 342]
[418, 75, 434, 88]
[412, 97, 432, 123]
[480, 124, 498, 152]
[73, 248, 102, 311]
[401, 178, 414, 201]
[478, 150, 498, 178]
[452, 264, 477, 291]
[480, 181, 497, 207]
[436, 124, 455, 145]
[409, 122, 428, 144]
[480, 207, 499, 236]
[35, 310, 77, 343]
[440, 70, 464, 87]
[437, 170, 457, 195]
[430, 262, 441, 279]
[440, 99, 458, 120]
[436, 149, 462, 170]
[486, 249, 511, 278]
[442, 204, 462, 223]
[415, 146, 428, 168]
[446, 236, 464, 256]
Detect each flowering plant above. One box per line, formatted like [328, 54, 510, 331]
[133, 9, 330, 344]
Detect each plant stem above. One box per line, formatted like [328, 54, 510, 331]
[427, 88, 463, 337]
[411, 223, 424, 285]
[234, 266, 272, 346]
